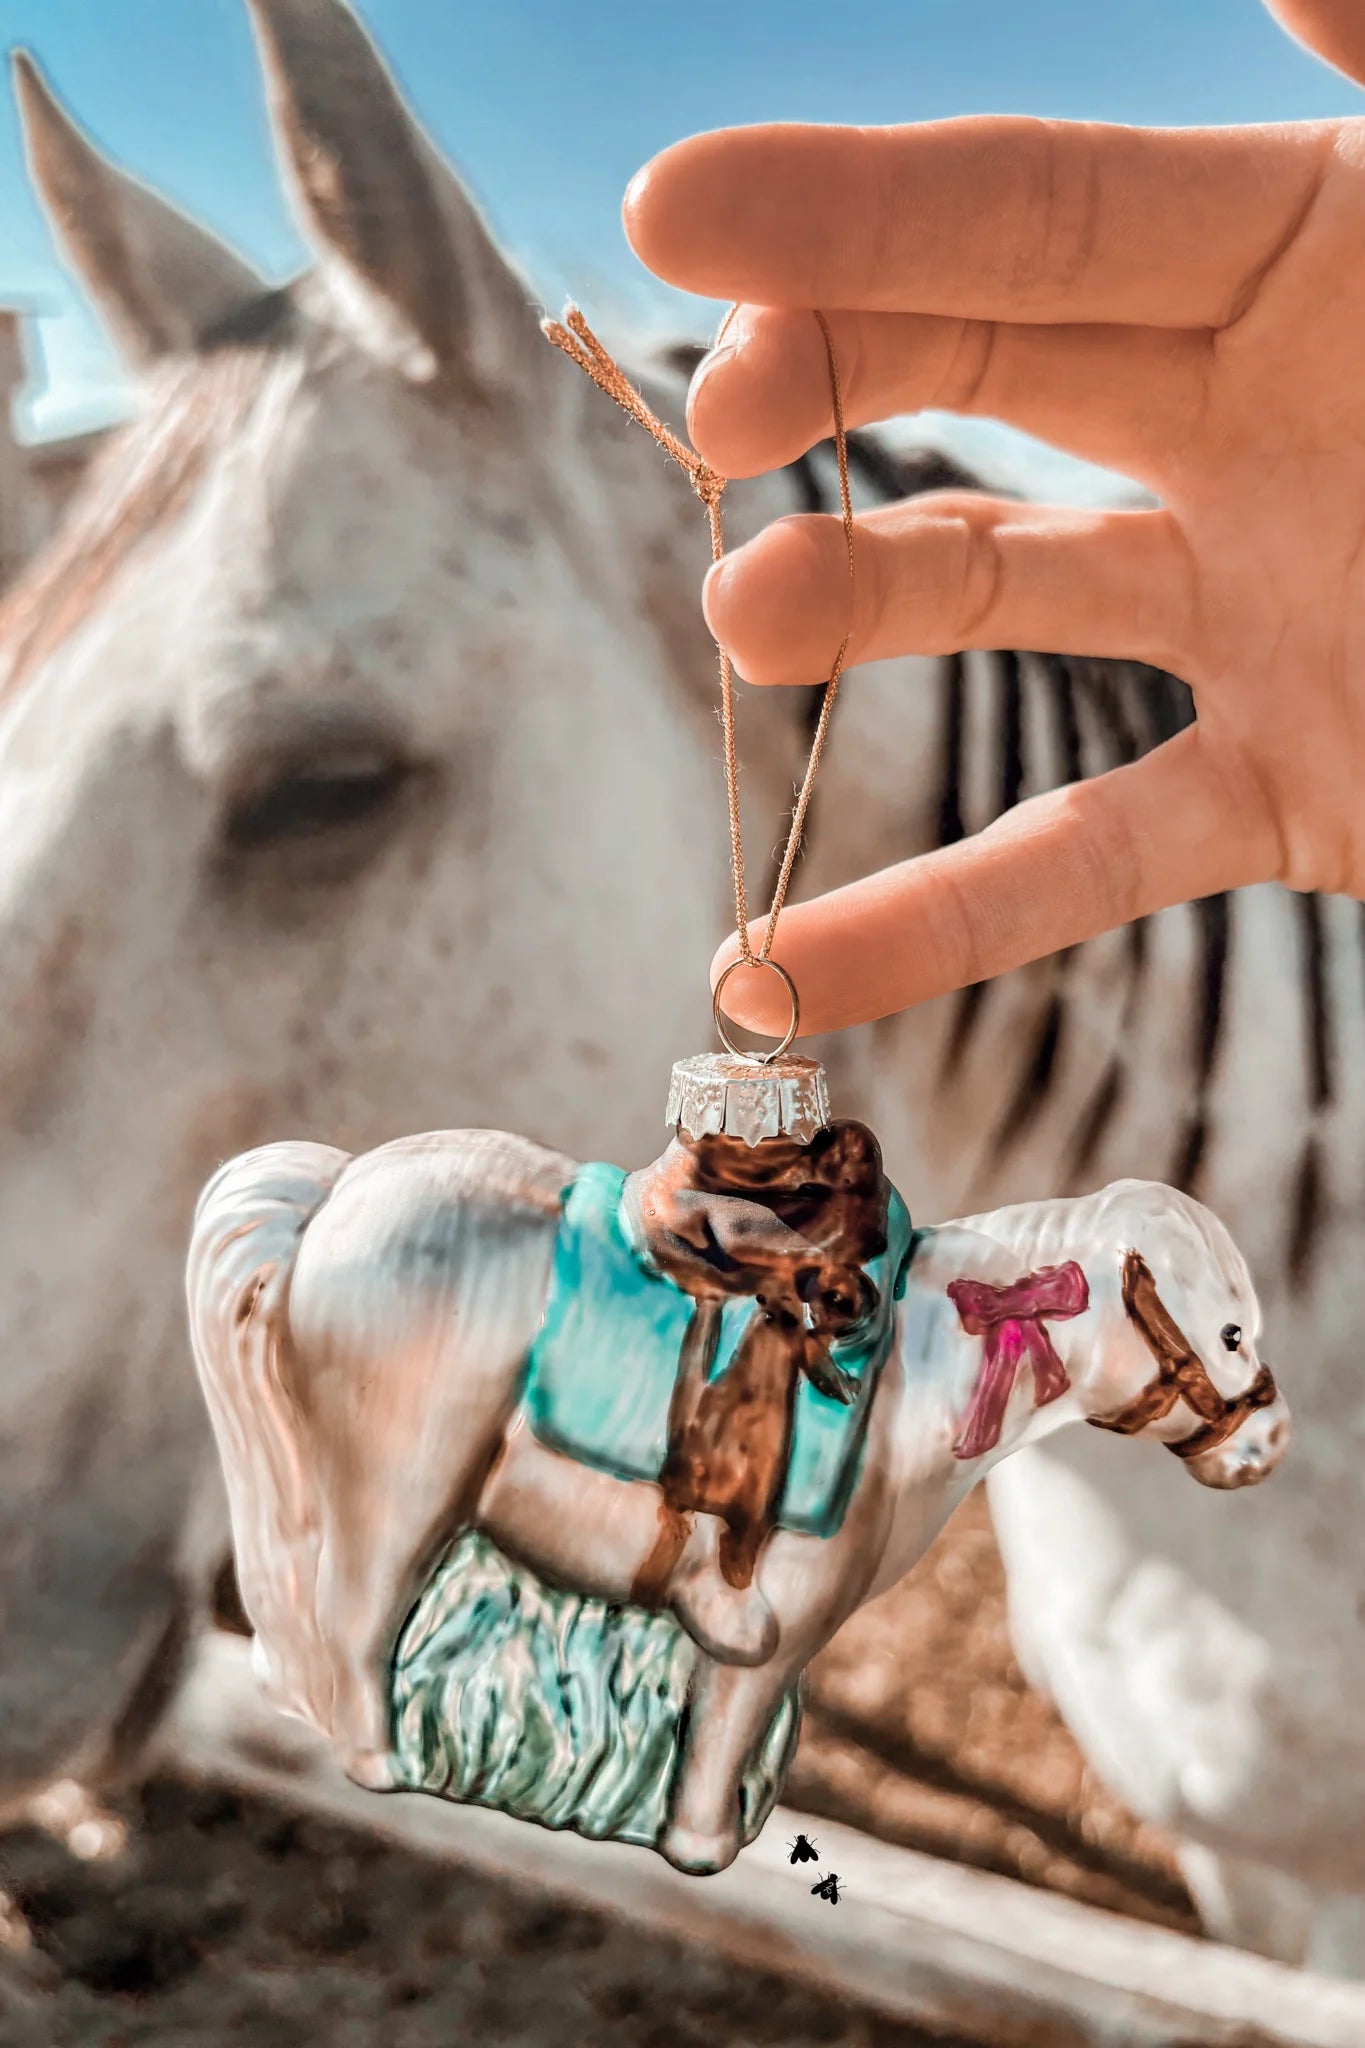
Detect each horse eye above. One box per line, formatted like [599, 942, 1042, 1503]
[1220, 1322, 1242, 1352]
[222, 752, 412, 851]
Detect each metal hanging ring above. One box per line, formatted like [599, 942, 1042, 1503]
[712, 957, 801, 1065]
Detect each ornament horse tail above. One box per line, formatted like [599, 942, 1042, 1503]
[188, 1121, 1288, 1874]
[187, 1129, 572, 1784]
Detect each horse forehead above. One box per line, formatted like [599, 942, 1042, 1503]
[3, 325, 645, 752]
[1114, 1217, 1265, 1393]
[1179, 1219, 1252, 1313]
[1099, 1183, 1249, 1296]
[73, 407, 549, 702]
[166, 336, 552, 570]
[208, 358, 537, 561]
[1144, 1211, 1242, 1289]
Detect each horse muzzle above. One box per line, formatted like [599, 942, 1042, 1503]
[1179, 1382, 1292, 1490]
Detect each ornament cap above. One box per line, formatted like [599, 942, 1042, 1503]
[666, 1052, 831, 1148]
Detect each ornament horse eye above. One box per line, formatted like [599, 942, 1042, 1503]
[188, 1070, 1287, 1876]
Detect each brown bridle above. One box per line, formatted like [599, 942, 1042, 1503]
[1088, 1250, 1278, 1461]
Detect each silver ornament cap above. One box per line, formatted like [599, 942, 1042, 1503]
[666, 1052, 831, 1148]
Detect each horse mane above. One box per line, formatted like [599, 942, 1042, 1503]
[0, 290, 298, 704]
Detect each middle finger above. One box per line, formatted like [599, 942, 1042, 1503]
[688, 307, 1211, 483]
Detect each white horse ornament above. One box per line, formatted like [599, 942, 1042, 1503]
[187, 1053, 1288, 1874]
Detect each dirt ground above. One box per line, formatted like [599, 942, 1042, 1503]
[0, 1779, 987, 2048]
[0, 1497, 1190, 2046]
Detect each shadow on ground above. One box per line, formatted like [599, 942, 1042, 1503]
[0, 1775, 986, 2048]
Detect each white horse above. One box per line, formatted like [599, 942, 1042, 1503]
[186, 1123, 1286, 1874]
[0, 0, 1358, 1966]
[0, 3, 767, 1815]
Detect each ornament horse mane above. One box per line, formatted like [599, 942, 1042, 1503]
[188, 1054, 1288, 1875]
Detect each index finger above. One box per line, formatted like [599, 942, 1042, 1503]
[624, 117, 1333, 329]
[710, 728, 1276, 1036]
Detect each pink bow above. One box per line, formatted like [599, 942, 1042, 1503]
[947, 1262, 1090, 1460]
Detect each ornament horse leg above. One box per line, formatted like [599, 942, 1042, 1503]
[292, 1315, 516, 1787]
[281, 1151, 562, 1784]
[662, 1387, 899, 1872]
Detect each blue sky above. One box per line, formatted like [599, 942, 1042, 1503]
[2, 0, 1362, 490]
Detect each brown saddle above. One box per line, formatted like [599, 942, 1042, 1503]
[629, 1120, 890, 1590]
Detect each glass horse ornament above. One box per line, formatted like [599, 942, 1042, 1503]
[187, 1054, 1289, 1875]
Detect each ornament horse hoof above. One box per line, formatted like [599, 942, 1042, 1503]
[662, 1823, 742, 1877]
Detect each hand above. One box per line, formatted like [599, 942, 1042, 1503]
[623, 0, 1365, 1038]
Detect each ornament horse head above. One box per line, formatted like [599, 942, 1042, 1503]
[188, 1117, 1287, 1875]
[950, 1176, 1290, 1492]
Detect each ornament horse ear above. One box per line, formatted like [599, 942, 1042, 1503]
[187, 1056, 1288, 1875]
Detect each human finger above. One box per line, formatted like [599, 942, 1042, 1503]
[1265, 0, 1365, 84]
[625, 118, 1332, 329]
[711, 728, 1274, 1035]
[687, 306, 1209, 483]
[704, 498, 1196, 682]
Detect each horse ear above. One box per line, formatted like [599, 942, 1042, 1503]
[12, 51, 266, 368]
[246, 0, 539, 391]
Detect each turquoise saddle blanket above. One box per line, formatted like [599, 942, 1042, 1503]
[522, 1162, 915, 1540]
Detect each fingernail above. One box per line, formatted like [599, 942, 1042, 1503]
[702, 553, 739, 633]
[621, 163, 655, 240]
[686, 343, 736, 436]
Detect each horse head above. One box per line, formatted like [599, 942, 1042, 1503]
[1066, 1180, 1290, 1490]
[0, 0, 792, 1807]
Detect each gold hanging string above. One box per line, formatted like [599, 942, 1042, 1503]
[542, 304, 855, 984]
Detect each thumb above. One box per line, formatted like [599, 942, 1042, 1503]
[1262, 0, 1365, 86]
[710, 727, 1274, 1036]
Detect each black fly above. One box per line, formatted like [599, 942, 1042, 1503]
[787, 1833, 819, 1865]
[811, 1871, 842, 1904]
